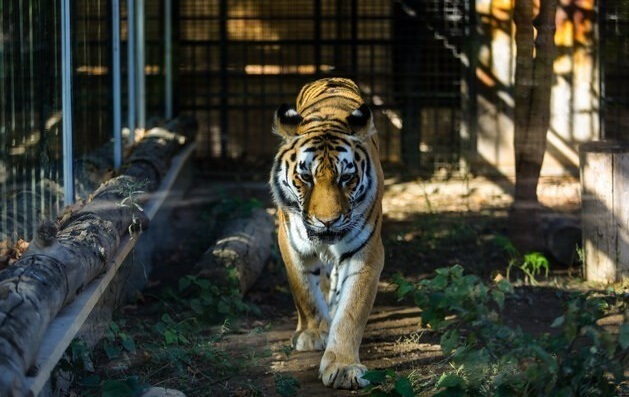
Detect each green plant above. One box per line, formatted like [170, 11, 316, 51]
[493, 235, 550, 284]
[363, 369, 416, 397]
[63, 273, 262, 396]
[391, 265, 629, 396]
[58, 336, 147, 397]
[510, 251, 550, 284]
[576, 245, 585, 264]
[103, 321, 137, 360]
[162, 273, 260, 325]
[78, 375, 146, 397]
[274, 373, 301, 397]
[57, 338, 94, 374]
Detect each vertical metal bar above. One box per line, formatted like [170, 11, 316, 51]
[219, 0, 228, 158]
[351, 0, 358, 76]
[136, 0, 145, 129]
[598, 0, 606, 140]
[0, 1, 6, 237]
[127, 0, 136, 143]
[61, 0, 74, 204]
[314, 0, 321, 77]
[165, 0, 173, 119]
[112, 0, 122, 168]
[334, 0, 341, 67]
[29, 1, 38, 231]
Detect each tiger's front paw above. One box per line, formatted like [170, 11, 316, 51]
[292, 329, 328, 351]
[319, 351, 369, 389]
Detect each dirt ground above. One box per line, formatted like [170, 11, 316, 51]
[87, 165, 621, 397]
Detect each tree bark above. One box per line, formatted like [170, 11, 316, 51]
[0, 121, 194, 395]
[195, 208, 275, 296]
[510, 0, 557, 252]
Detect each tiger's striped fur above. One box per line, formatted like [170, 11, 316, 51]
[269, 78, 384, 389]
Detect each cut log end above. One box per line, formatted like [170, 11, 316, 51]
[195, 208, 275, 295]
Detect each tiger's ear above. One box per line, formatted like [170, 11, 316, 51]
[346, 104, 375, 137]
[272, 104, 303, 138]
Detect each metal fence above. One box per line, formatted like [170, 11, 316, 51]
[175, 0, 469, 173]
[0, 1, 65, 241]
[0, 0, 165, 241]
[3, 0, 629, 242]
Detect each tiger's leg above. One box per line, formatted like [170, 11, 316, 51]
[278, 220, 330, 351]
[319, 241, 384, 389]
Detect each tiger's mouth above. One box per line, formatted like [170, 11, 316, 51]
[305, 227, 346, 244]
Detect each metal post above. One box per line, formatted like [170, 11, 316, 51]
[165, 0, 173, 119]
[314, 0, 321, 77]
[219, 0, 228, 158]
[598, 0, 606, 140]
[350, 0, 357, 76]
[136, 0, 146, 129]
[112, 0, 122, 168]
[61, 0, 74, 204]
[127, 0, 136, 143]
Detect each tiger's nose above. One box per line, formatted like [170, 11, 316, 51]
[315, 215, 341, 228]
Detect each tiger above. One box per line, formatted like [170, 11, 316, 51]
[269, 77, 384, 389]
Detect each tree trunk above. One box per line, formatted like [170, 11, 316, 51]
[195, 208, 275, 296]
[510, 0, 557, 252]
[0, 121, 194, 396]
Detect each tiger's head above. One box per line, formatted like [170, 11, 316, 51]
[270, 78, 379, 245]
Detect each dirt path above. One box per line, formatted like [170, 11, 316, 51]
[77, 170, 578, 397]
[212, 302, 436, 396]
[150, 173, 583, 396]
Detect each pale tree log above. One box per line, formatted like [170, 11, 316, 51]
[195, 208, 275, 296]
[510, 0, 557, 252]
[0, 121, 194, 396]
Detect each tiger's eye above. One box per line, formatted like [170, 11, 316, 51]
[339, 173, 354, 183]
[300, 173, 313, 183]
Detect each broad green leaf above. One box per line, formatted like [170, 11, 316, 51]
[431, 274, 449, 290]
[109, 321, 120, 334]
[496, 278, 513, 293]
[178, 276, 192, 292]
[491, 289, 505, 310]
[393, 376, 415, 397]
[361, 369, 389, 384]
[120, 333, 136, 353]
[164, 329, 179, 345]
[103, 342, 122, 360]
[395, 279, 416, 300]
[551, 315, 565, 328]
[440, 329, 460, 356]
[190, 299, 204, 314]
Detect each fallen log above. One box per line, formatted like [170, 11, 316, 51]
[0, 120, 195, 396]
[195, 208, 275, 295]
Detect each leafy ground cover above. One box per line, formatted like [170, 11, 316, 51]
[63, 170, 627, 396]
